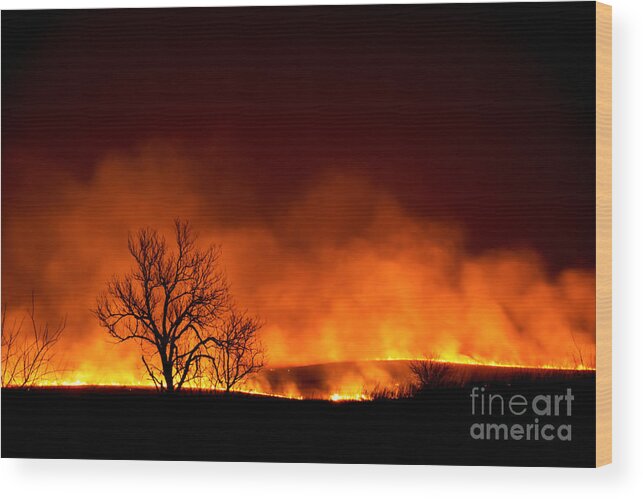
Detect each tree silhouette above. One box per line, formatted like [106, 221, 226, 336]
[1, 294, 66, 387]
[206, 308, 264, 393]
[95, 220, 228, 392]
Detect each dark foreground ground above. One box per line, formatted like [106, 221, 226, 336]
[2, 374, 595, 466]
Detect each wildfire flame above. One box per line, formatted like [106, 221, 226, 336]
[3, 147, 596, 398]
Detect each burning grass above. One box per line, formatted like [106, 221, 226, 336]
[10, 359, 593, 402]
[232, 359, 594, 401]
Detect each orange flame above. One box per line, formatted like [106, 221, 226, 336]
[2, 144, 596, 396]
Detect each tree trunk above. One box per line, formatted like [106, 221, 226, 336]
[163, 363, 174, 393]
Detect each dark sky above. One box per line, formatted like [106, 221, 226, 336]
[2, 3, 596, 271]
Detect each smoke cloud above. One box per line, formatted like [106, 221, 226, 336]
[2, 141, 595, 384]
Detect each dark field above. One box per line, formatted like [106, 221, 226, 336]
[257, 360, 595, 399]
[2, 365, 596, 467]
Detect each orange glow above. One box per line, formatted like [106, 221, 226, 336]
[330, 393, 372, 402]
[2, 145, 596, 396]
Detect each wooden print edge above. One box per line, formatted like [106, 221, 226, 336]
[596, 1, 612, 468]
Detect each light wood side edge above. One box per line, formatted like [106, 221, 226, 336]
[596, 1, 612, 468]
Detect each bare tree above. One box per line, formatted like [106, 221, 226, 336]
[1, 295, 66, 387]
[409, 354, 450, 391]
[95, 220, 228, 392]
[205, 308, 264, 393]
